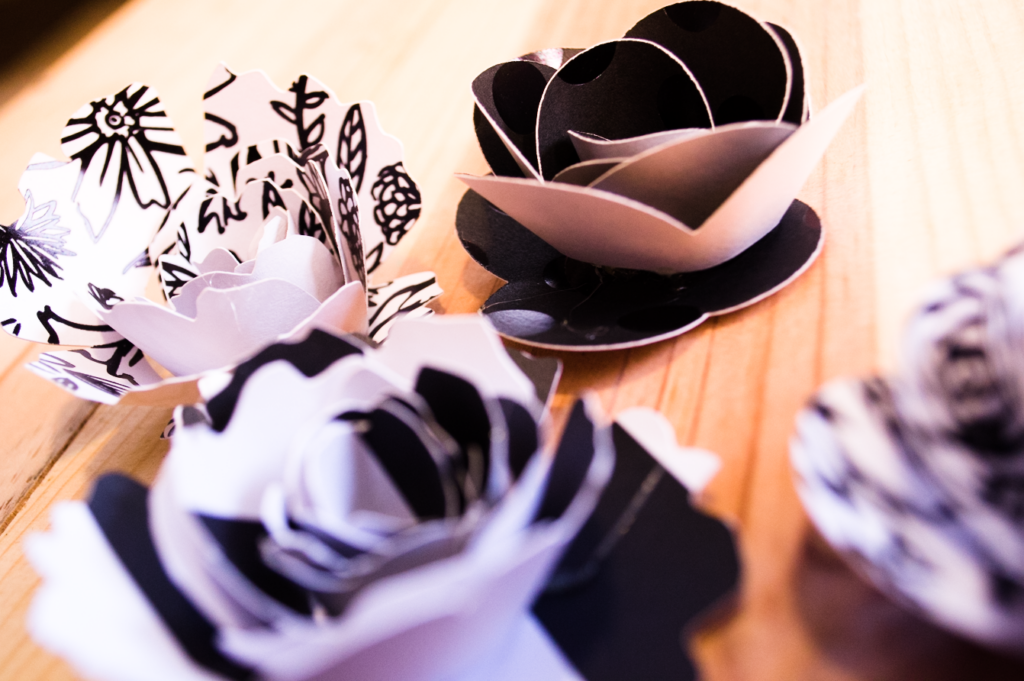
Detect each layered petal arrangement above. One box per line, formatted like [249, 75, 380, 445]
[792, 246, 1024, 653]
[0, 66, 440, 406]
[456, 1, 861, 349]
[27, 316, 739, 681]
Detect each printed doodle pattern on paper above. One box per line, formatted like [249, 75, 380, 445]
[271, 75, 329, 152]
[61, 84, 188, 242]
[371, 162, 421, 245]
[0, 191, 73, 297]
[338, 104, 367, 192]
[367, 272, 442, 341]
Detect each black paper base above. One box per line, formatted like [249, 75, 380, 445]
[456, 189, 823, 350]
[533, 423, 740, 681]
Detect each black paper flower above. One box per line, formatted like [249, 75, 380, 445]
[457, 1, 861, 349]
[792, 246, 1024, 653]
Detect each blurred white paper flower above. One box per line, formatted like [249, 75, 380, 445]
[792, 246, 1024, 654]
[0, 66, 440, 407]
[27, 316, 614, 681]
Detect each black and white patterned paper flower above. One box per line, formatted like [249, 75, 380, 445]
[456, 1, 862, 349]
[26, 316, 619, 681]
[792, 246, 1024, 653]
[0, 85, 194, 350]
[2, 66, 440, 406]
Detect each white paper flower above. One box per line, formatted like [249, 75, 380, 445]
[792, 245, 1024, 653]
[26, 316, 615, 681]
[0, 66, 441, 406]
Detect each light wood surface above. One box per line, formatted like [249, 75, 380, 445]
[1, 0, 1024, 679]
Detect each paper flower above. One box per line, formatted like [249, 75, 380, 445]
[27, 315, 612, 680]
[456, 1, 861, 349]
[792, 246, 1024, 653]
[27, 316, 740, 681]
[0, 67, 440, 406]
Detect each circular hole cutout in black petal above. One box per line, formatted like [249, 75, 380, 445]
[658, 74, 711, 128]
[460, 239, 490, 268]
[618, 304, 703, 334]
[714, 94, 768, 124]
[493, 61, 549, 135]
[665, 1, 723, 32]
[558, 42, 617, 85]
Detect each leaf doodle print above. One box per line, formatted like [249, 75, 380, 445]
[371, 162, 421, 245]
[336, 174, 366, 280]
[0, 190, 73, 297]
[337, 104, 367, 192]
[61, 84, 187, 242]
[271, 76, 328, 151]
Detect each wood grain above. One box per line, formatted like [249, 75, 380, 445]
[1, 0, 1024, 679]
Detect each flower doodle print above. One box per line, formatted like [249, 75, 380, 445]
[62, 83, 188, 242]
[0, 191, 73, 301]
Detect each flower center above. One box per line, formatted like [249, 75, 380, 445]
[105, 112, 123, 128]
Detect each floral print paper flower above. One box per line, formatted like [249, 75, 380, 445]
[26, 316, 616, 681]
[456, 0, 861, 349]
[0, 66, 440, 405]
[792, 246, 1024, 653]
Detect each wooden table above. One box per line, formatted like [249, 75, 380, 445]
[1, 0, 1024, 678]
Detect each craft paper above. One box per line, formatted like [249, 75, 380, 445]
[2, 66, 441, 406]
[792, 246, 1024, 654]
[458, 0, 860, 349]
[534, 414, 739, 681]
[28, 317, 739, 681]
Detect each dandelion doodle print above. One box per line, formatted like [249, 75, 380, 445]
[61, 84, 188, 242]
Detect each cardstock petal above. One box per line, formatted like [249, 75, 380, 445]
[536, 39, 712, 180]
[458, 86, 861, 273]
[625, 1, 793, 123]
[102, 278, 322, 376]
[25, 502, 222, 681]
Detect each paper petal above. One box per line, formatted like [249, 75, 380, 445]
[203, 66, 415, 272]
[457, 86, 860, 273]
[26, 341, 162, 405]
[25, 502, 222, 681]
[589, 120, 795, 228]
[615, 407, 720, 493]
[102, 278, 323, 376]
[365, 271, 443, 342]
[376, 315, 536, 404]
[535, 39, 712, 180]
[624, 1, 793, 124]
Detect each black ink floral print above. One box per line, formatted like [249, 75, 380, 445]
[61, 84, 188, 241]
[371, 162, 421, 244]
[0, 191, 73, 297]
[337, 104, 367, 191]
